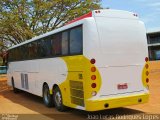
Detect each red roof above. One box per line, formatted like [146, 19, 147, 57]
[65, 12, 92, 25]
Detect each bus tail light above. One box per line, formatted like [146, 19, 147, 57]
[146, 78, 149, 83]
[146, 71, 149, 76]
[145, 57, 149, 62]
[91, 83, 96, 88]
[145, 64, 149, 69]
[90, 58, 96, 64]
[91, 67, 96, 72]
[91, 91, 97, 96]
[91, 75, 96, 80]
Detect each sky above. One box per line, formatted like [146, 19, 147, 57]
[102, 0, 160, 32]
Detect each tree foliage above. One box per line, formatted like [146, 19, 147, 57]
[0, 41, 8, 65]
[0, 0, 101, 47]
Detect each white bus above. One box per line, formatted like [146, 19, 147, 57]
[7, 9, 149, 112]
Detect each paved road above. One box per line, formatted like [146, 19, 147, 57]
[0, 61, 160, 120]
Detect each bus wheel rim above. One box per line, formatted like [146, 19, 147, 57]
[55, 92, 61, 106]
[44, 88, 49, 104]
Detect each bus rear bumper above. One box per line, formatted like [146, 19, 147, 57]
[85, 93, 149, 111]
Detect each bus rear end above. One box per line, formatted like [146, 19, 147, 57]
[84, 10, 149, 111]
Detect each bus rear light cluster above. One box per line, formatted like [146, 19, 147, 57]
[90, 58, 97, 90]
[91, 83, 96, 88]
[90, 58, 96, 64]
[91, 91, 97, 96]
[146, 71, 149, 76]
[145, 57, 149, 62]
[145, 64, 149, 69]
[91, 67, 96, 72]
[144, 57, 149, 86]
[91, 75, 96, 80]
[146, 78, 149, 83]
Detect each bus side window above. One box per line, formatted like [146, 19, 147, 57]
[19, 45, 27, 60]
[37, 38, 52, 58]
[52, 33, 62, 56]
[62, 31, 69, 55]
[37, 40, 46, 58]
[8, 50, 13, 62]
[28, 42, 38, 59]
[14, 48, 20, 61]
[44, 38, 52, 57]
[70, 26, 82, 55]
[23, 44, 28, 60]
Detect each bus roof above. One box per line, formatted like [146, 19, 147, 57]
[8, 9, 138, 50]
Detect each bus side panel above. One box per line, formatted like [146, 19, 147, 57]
[37, 58, 68, 96]
[7, 58, 68, 97]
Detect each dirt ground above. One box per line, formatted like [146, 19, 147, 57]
[0, 61, 160, 120]
[126, 61, 160, 113]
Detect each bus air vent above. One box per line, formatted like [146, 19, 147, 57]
[70, 80, 84, 107]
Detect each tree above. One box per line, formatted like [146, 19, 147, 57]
[0, 0, 102, 46]
[0, 41, 8, 65]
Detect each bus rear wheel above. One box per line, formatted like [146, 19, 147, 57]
[53, 87, 67, 112]
[11, 78, 19, 93]
[43, 84, 54, 107]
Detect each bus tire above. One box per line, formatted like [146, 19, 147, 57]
[11, 78, 19, 93]
[53, 87, 67, 112]
[43, 84, 54, 107]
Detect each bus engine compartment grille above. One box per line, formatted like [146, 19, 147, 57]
[70, 80, 84, 107]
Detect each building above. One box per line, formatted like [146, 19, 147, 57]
[147, 29, 160, 61]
